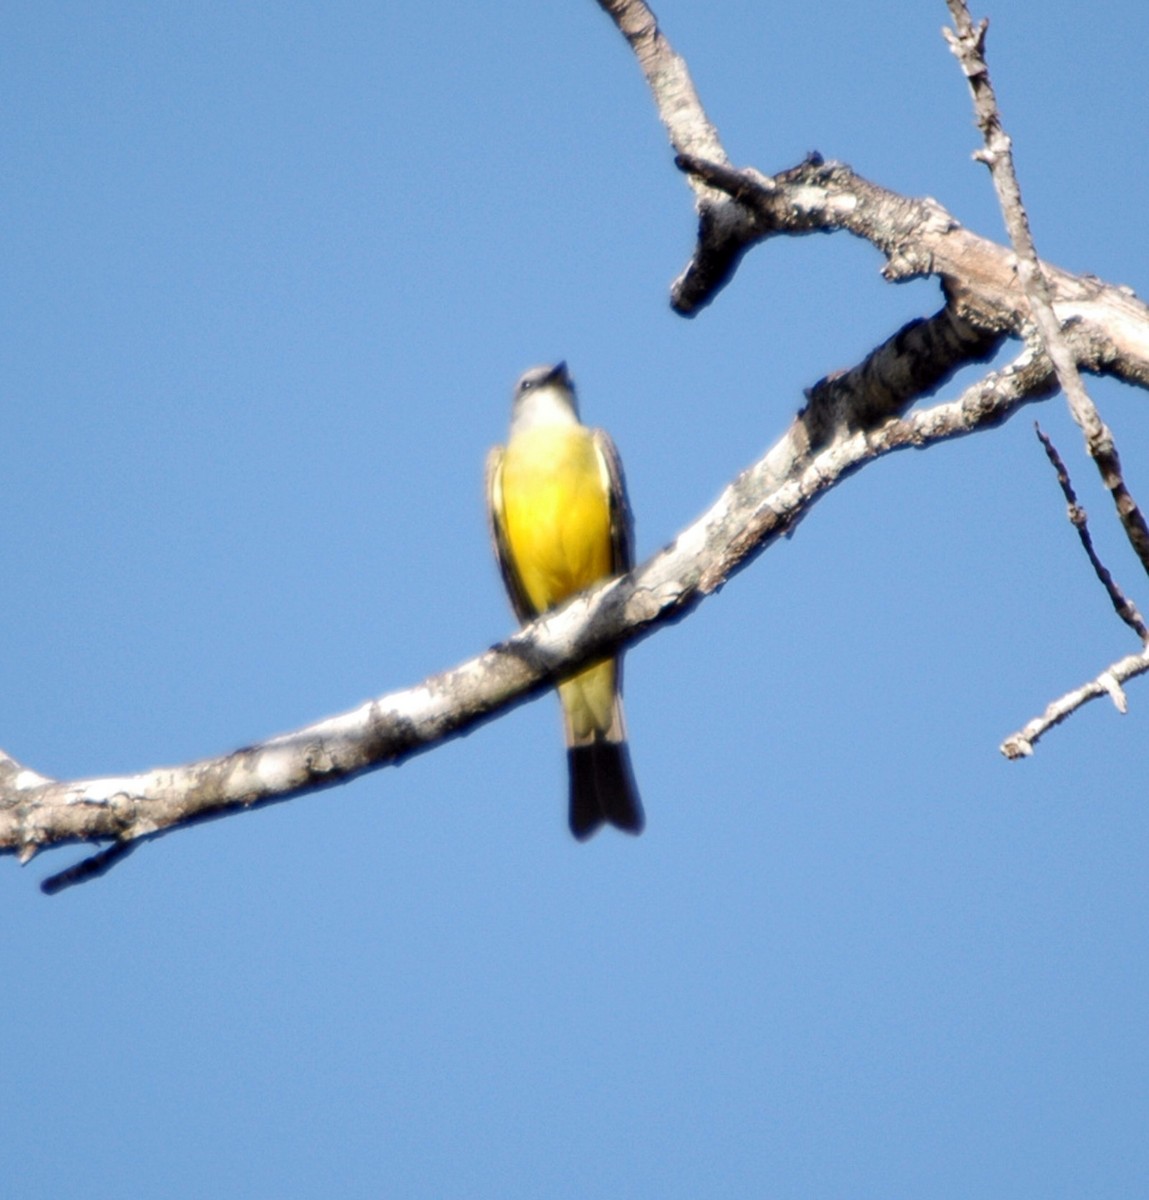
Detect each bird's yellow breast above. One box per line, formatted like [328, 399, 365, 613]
[498, 424, 612, 615]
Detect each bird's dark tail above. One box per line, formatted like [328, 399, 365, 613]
[567, 739, 644, 841]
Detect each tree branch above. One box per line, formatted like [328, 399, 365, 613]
[799, 305, 1002, 454]
[676, 153, 1149, 389]
[594, 0, 764, 313]
[943, 1, 1149, 576]
[1001, 645, 1149, 760]
[2, 346, 1050, 882]
[1034, 424, 1149, 641]
[938, 2, 1149, 755]
[40, 841, 138, 896]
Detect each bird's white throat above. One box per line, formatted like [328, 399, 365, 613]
[510, 384, 580, 435]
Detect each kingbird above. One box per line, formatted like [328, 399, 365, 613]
[486, 362, 644, 840]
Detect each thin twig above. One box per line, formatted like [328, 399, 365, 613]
[1034, 424, 1149, 641]
[943, 1, 1149, 577]
[40, 841, 138, 896]
[1001, 645, 1149, 759]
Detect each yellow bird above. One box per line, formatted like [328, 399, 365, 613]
[486, 362, 644, 839]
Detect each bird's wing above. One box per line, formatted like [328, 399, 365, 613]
[485, 444, 537, 624]
[592, 428, 635, 576]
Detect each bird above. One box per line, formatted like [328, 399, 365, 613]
[486, 362, 644, 840]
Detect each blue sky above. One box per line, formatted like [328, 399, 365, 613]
[4, 2, 1149, 1196]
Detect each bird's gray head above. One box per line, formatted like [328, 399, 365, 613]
[509, 361, 580, 431]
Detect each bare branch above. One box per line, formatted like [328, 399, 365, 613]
[800, 306, 1002, 454]
[869, 348, 1051, 451]
[676, 153, 1149, 389]
[594, 0, 764, 313]
[943, 1, 1149, 577]
[601, 0, 1149, 377]
[998, 424, 1149, 757]
[1, 347, 1053, 882]
[1001, 645, 1149, 759]
[1034, 425, 1149, 641]
[594, 0, 726, 173]
[41, 842, 138, 896]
